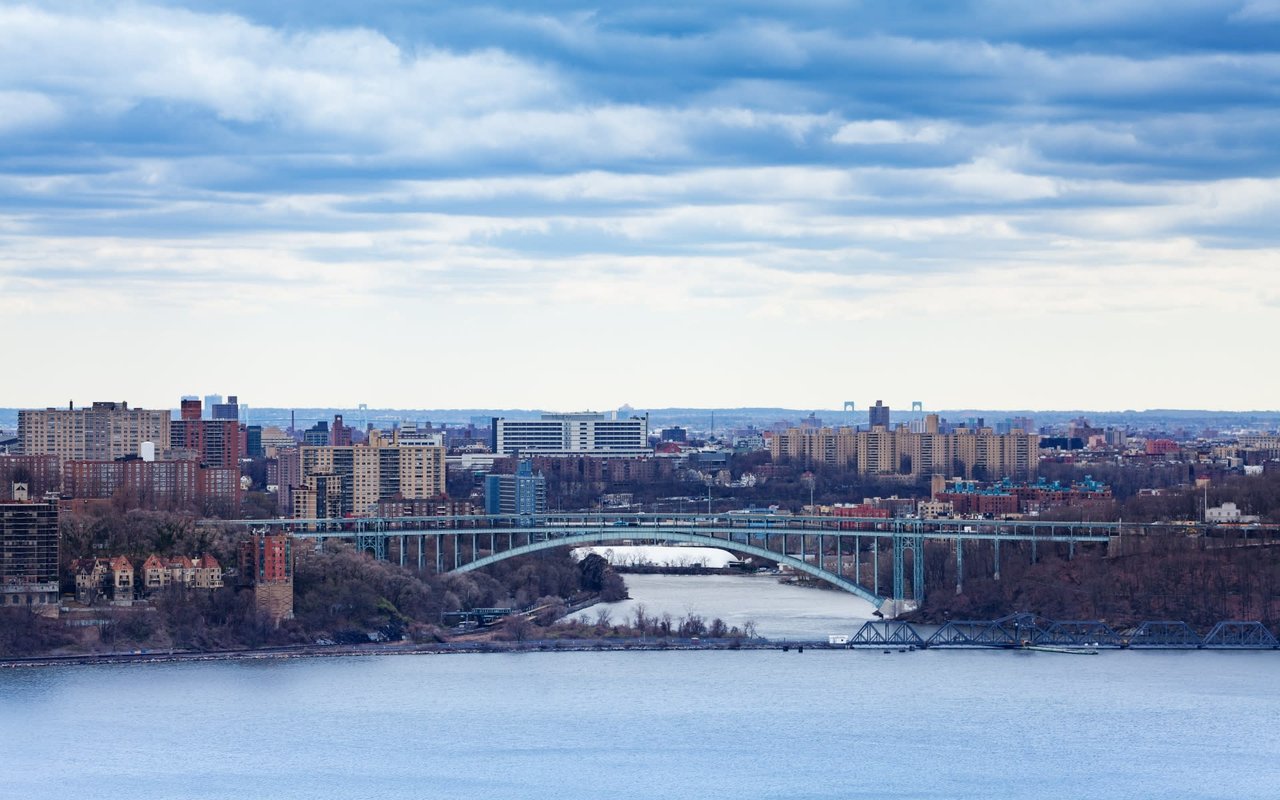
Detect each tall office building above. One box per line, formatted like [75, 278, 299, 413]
[211, 395, 240, 422]
[492, 412, 650, 457]
[303, 421, 330, 447]
[330, 415, 353, 447]
[485, 459, 547, 517]
[1, 484, 60, 612]
[869, 401, 890, 429]
[18, 402, 170, 463]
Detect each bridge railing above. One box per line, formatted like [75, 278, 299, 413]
[200, 511, 1263, 539]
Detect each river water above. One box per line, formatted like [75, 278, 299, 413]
[2, 648, 1277, 799]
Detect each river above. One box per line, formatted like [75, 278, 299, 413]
[2, 648, 1277, 799]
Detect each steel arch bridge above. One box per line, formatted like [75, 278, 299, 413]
[455, 529, 882, 605]
[212, 512, 1123, 614]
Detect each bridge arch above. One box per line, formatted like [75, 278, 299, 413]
[452, 529, 885, 608]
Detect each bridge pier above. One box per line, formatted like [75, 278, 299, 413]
[873, 541, 879, 597]
[955, 539, 964, 595]
[892, 533, 925, 609]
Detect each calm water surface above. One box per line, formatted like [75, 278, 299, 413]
[2, 649, 1278, 799]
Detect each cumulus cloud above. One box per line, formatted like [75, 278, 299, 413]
[1, 1, 1279, 407]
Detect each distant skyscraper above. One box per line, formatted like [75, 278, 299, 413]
[869, 400, 890, 429]
[303, 421, 330, 447]
[203, 394, 223, 420]
[211, 395, 239, 422]
[330, 415, 352, 447]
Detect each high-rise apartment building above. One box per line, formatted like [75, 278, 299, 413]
[297, 432, 445, 518]
[492, 412, 650, 457]
[18, 402, 171, 463]
[770, 418, 1038, 481]
[1, 485, 60, 611]
[63, 459, 240, 515]
[170, 399, 242, 470]
[238, 532, 293, 625]
[0, 455, 61, 500]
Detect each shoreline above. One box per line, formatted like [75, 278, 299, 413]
[5, 636, 1278, 669]
[0, 638, 790, 668]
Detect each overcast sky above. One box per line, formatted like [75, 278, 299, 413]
[2, 1, 1279, 412]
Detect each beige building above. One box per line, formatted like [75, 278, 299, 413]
[142, 554, 224, 592]
[18, 402, 171, 463]
[72, 556, 134, 603]
[770, 415, 1038, 480]
[298, 432, 446, 518]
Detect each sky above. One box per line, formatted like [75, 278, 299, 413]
[2, 1, 1279, 412]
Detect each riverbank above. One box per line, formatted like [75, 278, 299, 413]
[0, 637, 798, 668]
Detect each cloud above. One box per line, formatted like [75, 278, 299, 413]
[1, 1, 1279, 408]
[1230, 0, 1280, 22]
[831, 120, 949, 145]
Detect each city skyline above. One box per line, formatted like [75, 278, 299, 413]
[2, 2, 1279, 410]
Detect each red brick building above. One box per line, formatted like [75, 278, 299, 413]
[238, 532, 294, 624]
[830, 503, 891, 530]
[0, 455, 60, 500]
[63, 458, 240, 515]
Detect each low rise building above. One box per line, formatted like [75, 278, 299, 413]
[71, 556, 134, 604]
[1205, 502, 1261, 525]
[141, 554, 224, 592]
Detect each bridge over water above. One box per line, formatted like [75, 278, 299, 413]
[213, 513, 1163, 614]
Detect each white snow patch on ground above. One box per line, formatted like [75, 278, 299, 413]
[570, 545, 739, 569]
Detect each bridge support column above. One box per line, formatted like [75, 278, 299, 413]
[955, 539, 964, 595]
[912, 535, 924, 604]
[418, 536, 424, 571]
[399, 535, 405, 567]
[873, 541, 879, 597]
[892, 534, 925, 610]
[993, 538, 1001, 581]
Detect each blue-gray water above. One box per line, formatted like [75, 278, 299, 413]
[2, 649, 1278, 799]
